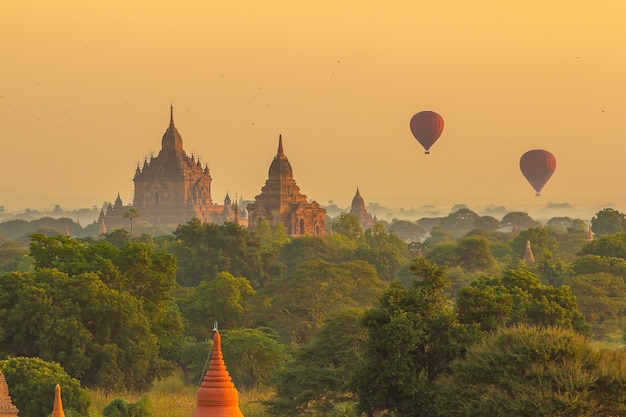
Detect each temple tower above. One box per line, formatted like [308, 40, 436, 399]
[348, 187, 374, 230]
[246, 136, 326, 236]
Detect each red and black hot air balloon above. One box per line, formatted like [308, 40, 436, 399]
[519, 149, 556, 196]
[409, 111, 444, 154]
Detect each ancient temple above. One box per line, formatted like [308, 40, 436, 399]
[192, 329, 244, 417]
[99, 106, 242, 231]
[246, 136, 326, 237]
[0, 370, 19, 417]
[349, 187, 375, 230]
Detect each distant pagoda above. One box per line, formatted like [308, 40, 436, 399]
[349, 187, 374, 230]
[246, 135, 326, 237]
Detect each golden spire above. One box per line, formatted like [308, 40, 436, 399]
[51, 384, 65, 417]
[277, 134, 284, 158]
[192, 329, 244, 417]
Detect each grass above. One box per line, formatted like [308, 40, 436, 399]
[88, 375, 273, 417]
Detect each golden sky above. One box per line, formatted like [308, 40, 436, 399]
[2, 1, 626, 219]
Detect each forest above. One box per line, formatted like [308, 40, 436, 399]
[2, 207, 626, 416]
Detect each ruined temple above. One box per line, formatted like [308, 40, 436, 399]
[100, 106, 243, 231]
[246, 136, 326, 237]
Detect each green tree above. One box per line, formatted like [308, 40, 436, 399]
[0, 269, 168, 390]
[456, 236, 497, 272]
[509, 226, 559, 262]
[266, 308, 366, 416]
[254, 220, 290, 253]
[278, 235, 343, 275]
[123, 208, 140, 236]
[0, 240, 30, 273]
[251, 260, 385, 344]
[172, 219, 274, 287]
[546, 216, 574, 234]
[178, 272, 255, 341]
[422, 225, 454, 247]
[388, 219, 426, 242]
[456, 268, 588, 334]
[0, 357, 90, 417]
[572, 254, 626, 279]
[439, 208, 480, 238]
[473, 215, 500, 232]
[353, 259, 469, 417]
[578, 233, 626, 259]
[425, 241, 459, 268]
[349, 222, 408, 281]
[501, 211, 540, 230]
[222, 328, 288, 389]
[102, 396, 151, 417]
[591, 208, 626, 236]
[330, 213, 364, 242]
[562, 272, 626, 340]
[435, 325, 626, 417]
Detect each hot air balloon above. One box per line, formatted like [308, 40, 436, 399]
[409, 111, 444, 154]
[519, 149, 556, 196]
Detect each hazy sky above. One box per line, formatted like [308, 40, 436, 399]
[2, 1, 626, 218]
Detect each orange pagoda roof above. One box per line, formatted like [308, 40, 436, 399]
[192, 330, 244, 417]
[51, 384, 65, 417]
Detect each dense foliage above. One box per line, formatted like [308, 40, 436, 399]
[2, 207, 626, 415]
[0, 234, 184, 390]
[0, 357, 90, 417]
[435, 325, 626, 416]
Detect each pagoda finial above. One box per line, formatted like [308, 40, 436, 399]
[356, 187, 361, 197]
[277, 134, 284, 157]
[170, 104, 175, 127]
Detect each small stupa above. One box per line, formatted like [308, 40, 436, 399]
[192, 325, 244, 417]
[0, 370, 19, 417]
[587, 226, 594, 242]
[51, 384, 65, 417]
[523, 240, 536, 264]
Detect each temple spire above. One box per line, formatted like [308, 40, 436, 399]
[523, 240, 536, 264]
[277, 134, 284, 157]
[170, 104, 175, 127]
[51, 384, 65, 417]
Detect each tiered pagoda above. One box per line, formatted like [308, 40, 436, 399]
[246, 136, 326, 236]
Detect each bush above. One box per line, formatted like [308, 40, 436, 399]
[0, 357, 90, 417]
[102, 396, 151, 417]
